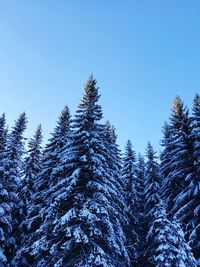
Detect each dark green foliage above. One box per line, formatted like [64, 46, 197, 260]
[21, 124, 43, 206]
[13, 106, 71, 266]
[0, 80, 199, 266]
[14, 76, 129, 267]
[188, 94, 200, 263]
[162, 97, 194, 219]
[122, 140, 141, 264]
[144, 142, 160, 215]
[146, 202, 197, 267]
[1, 113, 27, 264]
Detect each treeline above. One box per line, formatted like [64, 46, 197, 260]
[0, 75, 199, 266]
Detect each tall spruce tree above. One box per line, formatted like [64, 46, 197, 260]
[14, 125, 43, 266]
[0, 113, 7, 155]
[144, 142, 160, 216]
[20, 125, 43, 223]
[162, 97, 194, 220]
[146, 202, 197, 267]
[135, 153, 146, 266]
[122, 140, 137, 197]
[2, 79, 200, 266]
[13, 106, 71, 266]
[35, 105, 71, 192]
[160, 122, 173, 182]
[30, 105, 70, 225]
[18, 76, 130, 266]
[187, 94, 200, 265]
[136, 153, 145, 198]
[1, 113, 27, 264]
[122, 140, 140, 264]
[102, 121, 123, 187]
[102, 122, 128, 229]
[0, 113, 8, 266]
[140, 142, 160, 265]
[0, 113, 7, 188]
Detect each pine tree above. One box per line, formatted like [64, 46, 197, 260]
[102, 121, 127, 228]
[13, 125, 43, 266]
[0, 113, 7, 185]
[187, 94, 200, 265]
[35, 105, 71, 192]
[18, 76, 130, 266]
[146, 202, 197, 267]
[1, 113, 27, 264]
[20, 125, 43, 223]
[136, 153, 145, 198]
[144, 142, 160, 216]
[0, 113, 7, 154]
[162, 97, 194, 221]
[102, 121, 123, 187]
[122, 140, 140, 264]
[139, 142, 161, 265]
[30, 105, 70, 226]
[135, 153, 146, 266]
[122, 140, 137, 196]
[160, 122, 173, 182]
[13, 106, 71, 266]
[0, 113, 8, 266]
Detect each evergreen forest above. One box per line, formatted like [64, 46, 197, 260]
[0, 75, 200, 267]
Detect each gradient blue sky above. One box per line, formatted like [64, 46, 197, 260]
[0, 1, 199, 155]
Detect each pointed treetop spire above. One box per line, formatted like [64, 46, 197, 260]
[34, 124, 42, 139]
[146, 142, 157, 161]
[28, 124, 43, 149]
[0, 113, 5, 125]
[193, 94, 200, 113]
[0, 113, 7, 151]
[56, 105, 71, 134]
[138, 152, 145, 167]
[75, 75, 102, 125]
[104, 121, 118, 143]
[12, 112, 27, 134]
[172, 96, 184, 115]
[124, 140, 136, 162]
[82, 75, 101, 106]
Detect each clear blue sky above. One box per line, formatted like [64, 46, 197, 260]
[0, 1, 200, 155]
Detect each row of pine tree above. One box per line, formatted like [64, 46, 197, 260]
[0, 76, 199, 266]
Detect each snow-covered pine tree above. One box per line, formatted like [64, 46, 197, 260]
[35, 105, 71, 192]
[139, 142, 161, 265]
[13, 125, 43, 266]
[0, 114, 7, 180]
[146, 202, 197, 267]
[187, 94, 200, 265]
[160, 122, 173, 182]
[0, 113, 7, 155]
[0, 113, 7, 185]
[191, 94, 200, 174]
[31, 105, 70, 224]
[101, 122, 133, 263]
[135, 153, 146, 266]
[0, 113, 8, 266]
[102, 121, 122, 185]
[136, 153, 145, 198]
[122, 140, 140, 264]
[163, 97, 193, 217]
[13, 106, 71, 266]
[122, 140, 137, 197]
[1, 113, 27, 264]
[19, 75, 130, 267]
[144, 142, 160, 216]
[20, 125, 43, 224]
[102, 122, 128, 228]
[161, 97, 195, 234]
